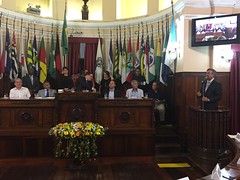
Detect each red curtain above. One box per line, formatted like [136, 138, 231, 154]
[68, 37, 98, 75]
[230, 44, 240, 134]
[68, 43, 80, 75]
[84, 43, 97, 75]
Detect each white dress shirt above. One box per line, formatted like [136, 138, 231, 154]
[125, 88, 144, 99]
[9, 87, 31, 99]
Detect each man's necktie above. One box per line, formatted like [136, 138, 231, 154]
[205, 81, 211, 91]
[46, 89, 49, 97]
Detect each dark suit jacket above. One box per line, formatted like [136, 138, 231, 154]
[76, 76, 94, 92]
[22, 75, 40, 94]
[105, 88, 122, 98]
[200, 79, 222, 110]
[56, 75, 73, 90]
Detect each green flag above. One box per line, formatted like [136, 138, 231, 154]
[48, 33, 56, 79]
[61, 4, 68, 56]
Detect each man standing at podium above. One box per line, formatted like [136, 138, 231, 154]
[197, 68, 222, 110]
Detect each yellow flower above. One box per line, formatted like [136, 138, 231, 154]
[64, 131, 69, 135]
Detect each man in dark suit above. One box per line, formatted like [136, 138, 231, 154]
[76, 72, 96, 92]
[197, 68, 222, 110]
[105, 80, 121, 99]
[22, 66, 40, 95]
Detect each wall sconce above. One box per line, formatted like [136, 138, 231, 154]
[27, 3, 41, 15]
[220, 50, 233, 62]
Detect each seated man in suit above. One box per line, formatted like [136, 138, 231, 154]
[9, 78, 31, 99]
[125, 80, 144, 99]
[37, 81, 56, 98]
[104, 80, 121, 99]
[22, 66, 40, 95]
[76, 72, 96, 92]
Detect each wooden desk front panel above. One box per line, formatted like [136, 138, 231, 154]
[97, 99, 155, 156]
[0, 99, 55, 130]
[97, 99, 155, 128]
[55, 92, 98, 123]
[0, 99, 55, 157]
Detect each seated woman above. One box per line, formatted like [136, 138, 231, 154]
[100, 71, 113, 97]
[147, 81, 166, 123]
[56, 67, 74, 92]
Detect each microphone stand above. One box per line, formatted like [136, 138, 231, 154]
[202, 81, 205, 110]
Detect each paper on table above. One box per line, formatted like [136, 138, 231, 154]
[228, 134, 237, 139]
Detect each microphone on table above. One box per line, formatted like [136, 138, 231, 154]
[216, 150, 230, 159]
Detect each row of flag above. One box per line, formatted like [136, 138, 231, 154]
[0, 3, 68, 84]
[0, 1, 176, 87]
[96, 15, 177, 86]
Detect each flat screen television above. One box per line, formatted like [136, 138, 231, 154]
[191, 13, 240, 47]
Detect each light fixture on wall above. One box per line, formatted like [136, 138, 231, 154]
[220, 48, 233, 62]
[27, 3, 41, 15]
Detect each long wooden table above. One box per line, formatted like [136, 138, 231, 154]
[0, 93, 155, 157]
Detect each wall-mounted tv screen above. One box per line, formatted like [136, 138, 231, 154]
[191, 14, 240, 47]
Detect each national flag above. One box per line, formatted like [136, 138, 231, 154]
[27, 39, 33, 67]
[5, 24, 11, 77]
[161, 15, 177, 85]
[61, 3, 68, 57]
[19, 28, 28, 78]
[0, 26, 5, 78]
[121, 36, 127, 83]
[149, 31, 155, 82]
[135, 31, 140, 68]
[155, 33, 162, 82]
[48, 33, 56, 79]
[139, 34, 145, 77]
[118, 33, 122, 78]
[160, 20, 170, 85]
[10, 30, 18, 80]
[95, 38, 103, 84]
[113, 36, 119, 79]
[32, 34, 39, 77]
[126, 35, 134, 83]
[144, 34, 150, 83]
[55, 33, 62, 78]
[39, 34, 47, 83]
[107, 37, 113, 75]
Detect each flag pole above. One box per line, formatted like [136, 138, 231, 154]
[0, 12, 2, 28]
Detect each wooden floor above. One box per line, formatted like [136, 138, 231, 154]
[0, 156, 207, 180]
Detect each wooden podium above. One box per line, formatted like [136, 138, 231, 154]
[188, 107, 230, 173]
[55, 92, 99, 123]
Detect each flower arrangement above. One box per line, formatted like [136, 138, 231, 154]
[48, 121, 107, 165]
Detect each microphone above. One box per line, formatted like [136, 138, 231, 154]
[216, 150, 230, 159]
[201, 77, 207, 83]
